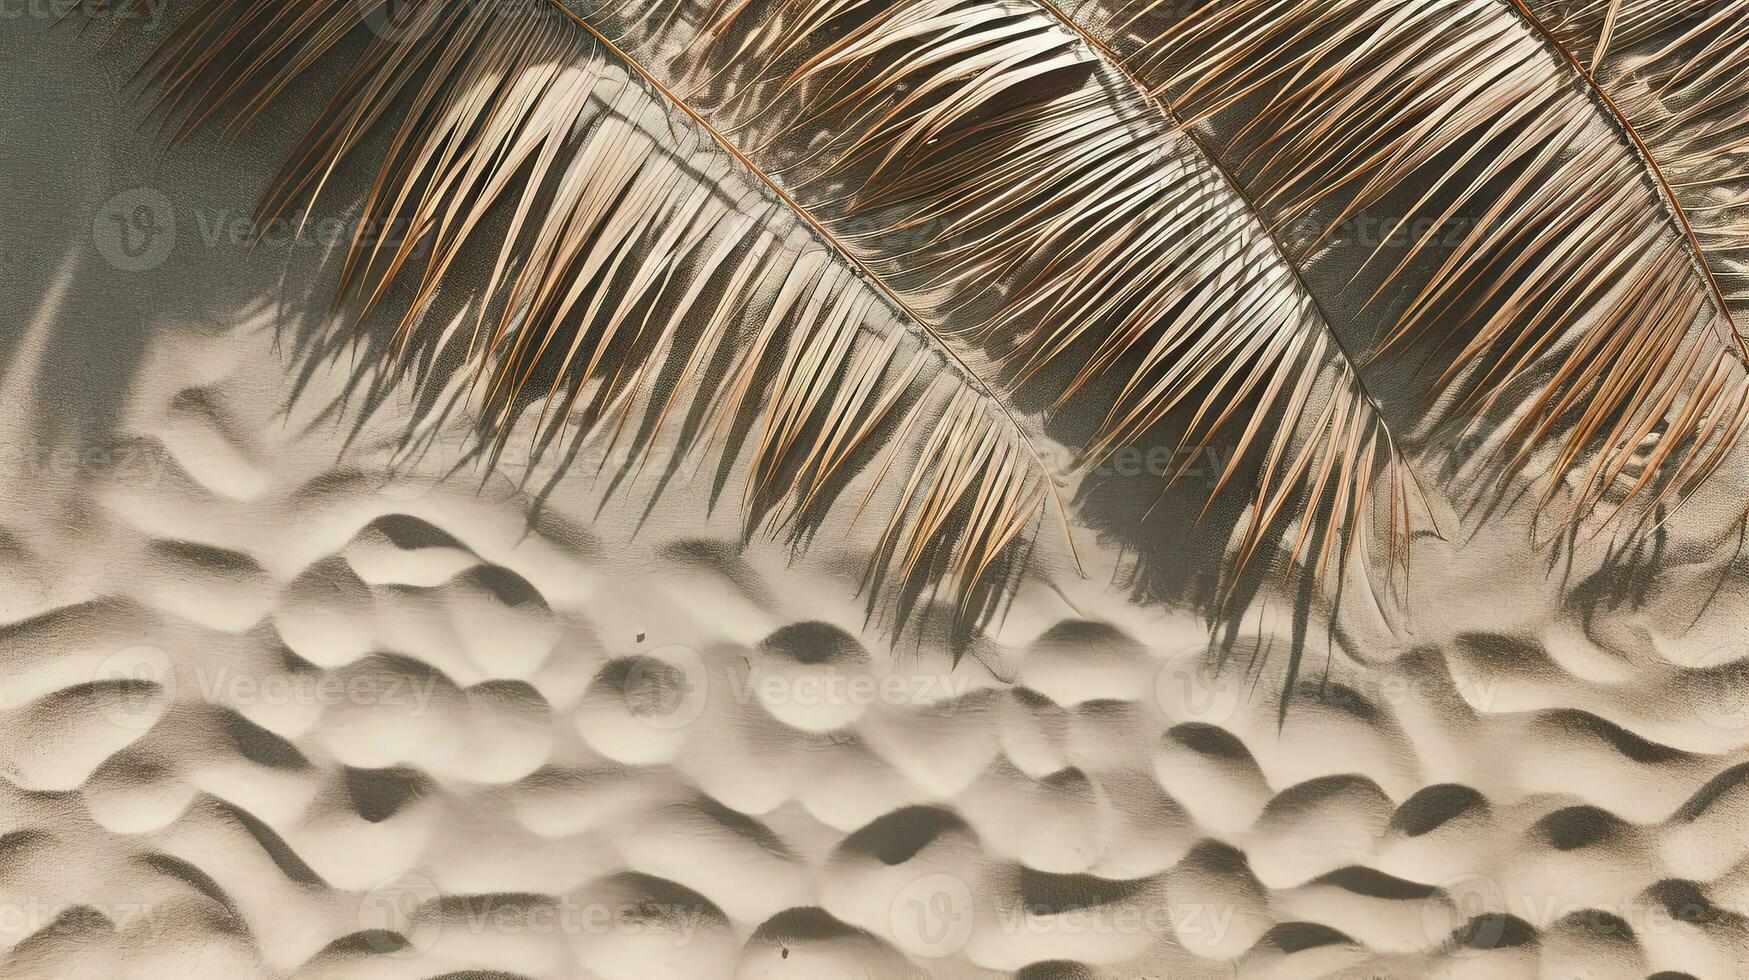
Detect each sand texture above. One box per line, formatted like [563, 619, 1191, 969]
[9, 13, 1749, 980]
[3, 262, 1749, 980]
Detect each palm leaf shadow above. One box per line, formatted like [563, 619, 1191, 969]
[71, 0, 1749, 697]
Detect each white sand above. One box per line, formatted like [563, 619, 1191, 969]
[0, 265, 1745, 980]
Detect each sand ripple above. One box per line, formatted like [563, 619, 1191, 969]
[3, 326, 1749, 980]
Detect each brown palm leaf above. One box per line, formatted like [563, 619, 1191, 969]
[82, 0, 1749, 642]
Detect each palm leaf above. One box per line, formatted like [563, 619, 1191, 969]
[83, 0, 1749, 640]
[102, 0, 1090, 636]
[1083, 0, 1749, 526]
[1524, 0, 1749, 323]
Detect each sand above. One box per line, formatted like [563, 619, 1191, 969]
[5, 259, 1749, 980]
[10, 13, 1749, 980]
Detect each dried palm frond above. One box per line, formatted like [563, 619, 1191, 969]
[83, 0, 1749, 640]
[1085, 0, 1749, 526]
[1525, 0, 1749, 322]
